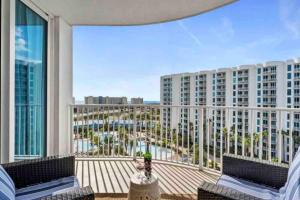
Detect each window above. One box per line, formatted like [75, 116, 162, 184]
[287, 97, 291, 104]
[288, 81, 292, 87]
[288, 73, 292, 79]
[15, 0, 47, 158]
[257, 76, 261, 81]
[257, 68, 261, 74]
[288, 65, 292, 71]
[257, 98, 261, 103]
[287, 89, 291, 95]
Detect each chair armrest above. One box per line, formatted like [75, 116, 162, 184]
[1, 155, 75, 189]
[198, 181, 261, 200]
[223, 154, 289, 189]
[41, 186, 95, 200]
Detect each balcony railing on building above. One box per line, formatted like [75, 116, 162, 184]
[71, 104, 300, 172]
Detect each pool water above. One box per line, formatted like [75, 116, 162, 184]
[74, 138, 175, 160]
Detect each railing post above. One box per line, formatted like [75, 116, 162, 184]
[259, 111, 263, 160]
[133, 107, 137, 161]
[235, 108, 238, 155]
[268, 111, 272, 161]
[250, 109, 254, 158]
[199, 107, 204, 170]
[220, 108, 223, 172]
[289, 111, 294, 164]
[69, 105, 74, 154]
[226, 108, 230, 154]
[278, 111, 282, 163]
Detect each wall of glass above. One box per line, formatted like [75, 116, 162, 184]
[15, 0, 47, 159]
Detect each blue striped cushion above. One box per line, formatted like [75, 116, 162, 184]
[16, 176, 79, 200]
[217, 175, 279, 200]
[0, 165, 15, 200]
[279, 147, 300, 200]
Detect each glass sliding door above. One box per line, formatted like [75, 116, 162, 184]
[15, 0, 47, 159]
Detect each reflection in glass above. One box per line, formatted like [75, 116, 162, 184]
[15, 0, 47, 159]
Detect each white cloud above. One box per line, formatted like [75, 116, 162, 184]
[16, 27, 23, 37]
[279, 0, 300, 39]
[211, 17, 235, 42]
[177, 20, 202, 47]
[16, 55, 42, 64]
[16, 38, 29, 52]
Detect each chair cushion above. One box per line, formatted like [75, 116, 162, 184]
[15, 176, 79, 200]
[279, 147, 300, 200]
[217, 175, 279, 200]
[0, 165, 15, 200]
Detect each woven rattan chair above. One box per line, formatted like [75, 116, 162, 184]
[198, 153, 290, 200]
[1, 155, 94, 200]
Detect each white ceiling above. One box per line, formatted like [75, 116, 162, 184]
[30, 0, 237, 25]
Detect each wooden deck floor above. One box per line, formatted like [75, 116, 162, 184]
[76, 158, 220, 198]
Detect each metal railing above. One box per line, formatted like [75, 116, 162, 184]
[70, 104, 300, 171]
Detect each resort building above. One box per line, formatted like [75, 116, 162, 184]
[130, 97, 144, 104]
[84, 96, 128, 104]
[160, 58, 300, 162]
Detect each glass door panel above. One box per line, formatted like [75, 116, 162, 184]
[15, 0, 47, 159]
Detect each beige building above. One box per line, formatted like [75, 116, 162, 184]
[84, 96, 128, 104]
[131, 97, 144, 104]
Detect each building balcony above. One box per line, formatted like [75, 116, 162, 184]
[68, 104, 300, 197]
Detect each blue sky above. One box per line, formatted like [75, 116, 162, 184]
[73, 0, 300, 101]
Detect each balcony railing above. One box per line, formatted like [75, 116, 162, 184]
[70, 104, 300, 172]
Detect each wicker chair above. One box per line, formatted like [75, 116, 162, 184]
[198, 153, 289, 200]
[1, 155, 94, 200]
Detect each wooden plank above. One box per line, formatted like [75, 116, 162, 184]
[95, 161, 107, 193]
[113, 161, 131, 189]
[75, 159, 220, 197]
[153, 164, 184, 194]
[104, 161, 122, 193]
[76, 161, 83, 186]
[99, 161, 114, 193]
[89, 161, 98, 193]
[168, 164, 217, 184]
[123, 161, 137, 174]
[109, 161, 129, 193]
[155, 164, 196, 194]
[83, 161, 90, 187]
[115, 161, 131, 184]
[165, 164, 207, 186]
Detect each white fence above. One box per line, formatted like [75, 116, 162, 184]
[71, 104, 300, 171]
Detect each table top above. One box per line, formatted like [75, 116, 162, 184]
[130, 173, 158, 186]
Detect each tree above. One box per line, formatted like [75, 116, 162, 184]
[243, 135, 251, 156]
[222, 127, 228, 151]
[92, 135, 100, 146]
[136, 151, 144, 157]
[104, 135, 114, 155]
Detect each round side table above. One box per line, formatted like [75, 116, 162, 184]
[128, 173, 161, 200]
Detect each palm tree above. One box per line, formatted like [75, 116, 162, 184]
[243, 135, 251, 156]
[253, 132, 260, 156]
[104, 135, 114, 155]
[222, 127, 228, 151]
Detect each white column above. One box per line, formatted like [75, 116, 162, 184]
[1, 0, 15, 163]
[48, 16, 73, 156]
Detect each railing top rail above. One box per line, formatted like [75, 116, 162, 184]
[70, 104, 300, 112]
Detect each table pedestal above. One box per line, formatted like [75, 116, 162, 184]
[128, 173, 160, 200]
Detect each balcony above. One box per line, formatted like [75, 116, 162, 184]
[70, 104, 300, 198]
